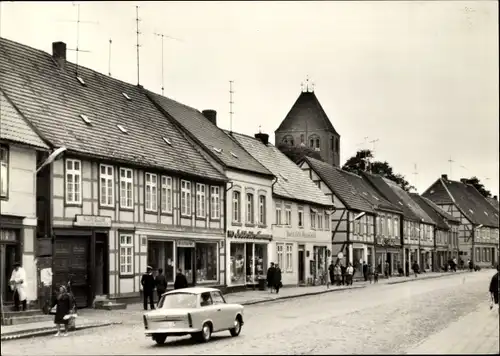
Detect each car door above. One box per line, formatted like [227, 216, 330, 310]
[199, 292, 221, 331]
[211, 291, 232, 330]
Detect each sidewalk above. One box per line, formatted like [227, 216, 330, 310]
[407, 302, 499, 354]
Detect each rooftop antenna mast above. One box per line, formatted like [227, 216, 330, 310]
[154, 33, 183, 96]
[136, 5, 141, 85]
[229, 80, 234, 133]
[108, 39, 112, 76]
[448, 156, 454, 179]
[413, 163, 419, 192]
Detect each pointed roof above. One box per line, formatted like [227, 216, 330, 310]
[410, 194, 459, 230]
[0, 37, 226, 182]
[486, 197, 499, 212]
[228, 133, 332, 207]
[275, 91, 339, 135]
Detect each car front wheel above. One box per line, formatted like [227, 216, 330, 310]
[229, 317, 242, 337]
[153, 333, 167, 345]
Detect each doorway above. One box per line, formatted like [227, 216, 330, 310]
[94, 233, 109, 296]
[298, 245, 305, 284]
[176, 247, 194, 285]
[0, 244, 19, 303]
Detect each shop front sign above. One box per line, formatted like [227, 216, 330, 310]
[74, 215, 112, 228]
[177, 240, 195, 248]
[286, 230, 316, 239]
[227, 229, 271, 240]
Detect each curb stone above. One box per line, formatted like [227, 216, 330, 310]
[241, 285, 366, 306]
[386, 271, 468, 285]
[0, 321, 122, 342]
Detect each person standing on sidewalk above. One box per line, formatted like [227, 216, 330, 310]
[328, 261, 335, 286]
[340, 263, 347, 286]
[412, 261, 419, 278]
[174, 268, 188, 290]
[9, 262, 27, 311]
[362, 262, 368, 282]
[267, 262, 276, 293]
[155, 268, 168, 303]
[489, 266, 499, 310]
[274, 263, 282, 294]
[334, 262, 342, 286]
[141, 266, 156, 310]
[346, 263, 354, 286]
[52, 285, 74, 337]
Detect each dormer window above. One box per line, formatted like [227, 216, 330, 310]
[363, 192, 368, 195]
[76, 76, 86, 86]
[372, 195, 379, 201]
[230, 151, 238, 158]
[282, 135, 294, 146]
[122, 93, 132, 101]
[80, 114, 92, 125]
[484, 211, 488, 216]
[162, 137, 172, 145]
[117, 124, 128, 133]
[398, 201, 404, 206]
[213, 147, 222, 154]
[469, 209, 474, 214]
[279, 173, 288, 182]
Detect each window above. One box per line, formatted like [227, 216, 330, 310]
[378, 216, 383, 236]
[276, 243, 284, 269]
[475, 247, 480, 262]
[362, 216, 367, 235]
[394, 218, 399, 237]
[119, 234, 133, 275]
[387, 217, 392, 236]
[145, 173, 158, 212]
[210, 186, 220, 219]
[196, 243, 217, 282]
[161, 176, 173, 213]
[210, 291, 226, 305]
[298, 208, 304, 228]
[311, 211, 316, 229]
[196, 183, 206, 218]
[318, 213, 323, 229]
[246, 193, 254, 224]
[119, 168, 133, 208]
[99, 164, 114, 206]
[0, 146, 8, 198]
[233, 191, 241, 223]
[368, 216, 374, 235]
[283, 135, 294, 146]
[65, 159, 82, 204]
[325, 212, 330, 230]
[300, 134, 304, 143]
[309, 138, 314, 148]
[355, 219, 360, 234]
[258, 195, 266, 225]
[335, 138, 339, 153]
[285, 205, 292, 226]
[330, 137, 334, 151]
[181, 180, 192, 216]
[200, 292, 213, 307]
[275, 202, 282, 225]
[316, 139, 320, 149]
[285, 244, 293, 272]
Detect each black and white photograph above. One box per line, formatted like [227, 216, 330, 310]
[0, 1, 498, 354]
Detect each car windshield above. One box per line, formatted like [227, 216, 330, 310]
[158, 293, 197, 309]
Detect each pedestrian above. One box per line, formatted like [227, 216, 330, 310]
[174, 268, 188, 290]
[468, 259, 474, 272]
[412, 261, 419, 278]
[266, 262, 276, 293]
[141, 266, 155, 310]
[384, 261, 390, 278]
[274, 263, 282, 294]
[405, 261, 410, 277]
[328, 261, 335, 286]
[362, 262, 368, 282]
[155, 268, 168, 303]
[9, 262, 27, 311]
[367, 263, 374, 283]
[373, 266, 379, 283]
[346, 263, 354, 286]
[52, 285, 75, 337]
[340, 264, 347, 286]
[489, 266, 499, 310]
[334, 262, 342, 286]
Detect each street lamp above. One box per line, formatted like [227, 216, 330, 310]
[354, 212, 366, 221]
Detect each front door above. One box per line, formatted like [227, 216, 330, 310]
[95, 242, 105, 296]
[177, 247, 194, 285]
[0, 244, 19, 303]
[298, 246, 305, 284]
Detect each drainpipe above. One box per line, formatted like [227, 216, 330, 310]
[271, 176, 278, 191]
[224, 181, 234, 289]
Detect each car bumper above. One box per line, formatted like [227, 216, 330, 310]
[145, 327, 200, 336]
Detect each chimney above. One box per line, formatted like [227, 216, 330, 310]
[52, 42, 66, 69]
[201, 110, 217, 126]
[255, 133, 269, 145]
[441, 174, 448, 181]
[460, 178, 468, 184]
[494, 195, 498, 201]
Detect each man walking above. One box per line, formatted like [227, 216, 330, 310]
[274, 263, 282, 294]
[174, 268, 188, 289]
[267, 262, 276, 293]
[412, 261, 419, 278]
[9, 262, 27, 311]
[155, 268, 168, 303]
[334, 262, 342, 286]
[328, 261, 335, 286]
[362, 262, 368, 282]
[141, 266, 155, 310]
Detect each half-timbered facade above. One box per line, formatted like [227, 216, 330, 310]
[423, 175, 499, 268]
[0, 38, 228, 306]
[232, 132, 333, 286]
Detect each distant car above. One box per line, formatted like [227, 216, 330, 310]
[143, 287, 244, 345]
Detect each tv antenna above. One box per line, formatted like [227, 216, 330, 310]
[229, 80, 234, 133]
[413, 163, 419, 192]
[108, 39, 112, 76]
[154, 32, 183, 96]
[448, 156, 454, 179]
[136, 5, 141, 85]
[61, 3, 98, 75]
[369, 138, 379, 154]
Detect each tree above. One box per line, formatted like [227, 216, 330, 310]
[342, 149, 415, 192]
[463, 176, 492, 198]
[277, 143, 323, 164]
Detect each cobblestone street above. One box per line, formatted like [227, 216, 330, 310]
[1, 270, 496, 355]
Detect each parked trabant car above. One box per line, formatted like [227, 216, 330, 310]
[143, 287, 244, 345]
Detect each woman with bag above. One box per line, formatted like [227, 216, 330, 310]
[51, 285, 76, 336]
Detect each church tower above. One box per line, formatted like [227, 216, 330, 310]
[275, 81, 341, 166]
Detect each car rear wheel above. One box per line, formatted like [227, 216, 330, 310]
[229, 317, 242, 337]
[196, 323, 212, 343]
[153, 333, 167, 345]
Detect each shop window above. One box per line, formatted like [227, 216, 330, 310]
[65, 159, 82, 204]
[119, 234, 133, 275]
[196, 243, 217, 282]
[196, 183, 206, 218]
[230, 243, 245, 285]
[298, 208, 304, 228]
[285, 244, 293, 272]
[145, 173, 158, 212]
[246, 193, 254, 224]
[161, 176, 173, 213]
[233, 191, 241, 223]
[276, 243, 284, 269]
[0, 146, 8, 198]
[210, 186, 220, 219]
[99, 164, 114, 207]
[181, 180, 192, 216]
[148, 240, 174, 282]
[254, 244, 267, 281]
[120, 168, 133, 208]
[258, 195, 266, 225]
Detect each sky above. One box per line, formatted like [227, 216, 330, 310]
[1, 1, 498, 196]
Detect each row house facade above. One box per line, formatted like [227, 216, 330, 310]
[423, 175, 499, 268]
[145, 92, 276, 290]
[0, 90, 49, 305]
[0, 38, 229, 306]
[232, 133, 333, 286]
